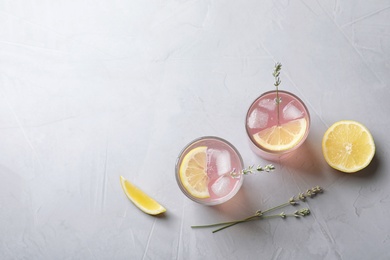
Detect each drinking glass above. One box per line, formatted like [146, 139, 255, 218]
[245, 90, 310, 160]
[175, 136, 244, 205]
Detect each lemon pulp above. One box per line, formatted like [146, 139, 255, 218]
[179, 146, 210, 198]
[120, 176, 166, 215]
[322, 120, 375, 173]
[253, 118, 307, 151]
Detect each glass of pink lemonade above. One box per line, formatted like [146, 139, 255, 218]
[246, 90, 310, 160]
[175, 136, 244, 205]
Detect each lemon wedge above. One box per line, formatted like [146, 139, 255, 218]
[120, 176, 166, 215]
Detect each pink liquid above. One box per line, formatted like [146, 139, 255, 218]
[176, 136, 243, 205]
[246, 90, 310, 160]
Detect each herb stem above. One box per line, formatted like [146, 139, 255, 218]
[261, 202, 291, 215]
[192, 213, 261, 229]
[212, 215, 260, 233]
[211, 208, 311, 233]
[191, 186, 323, 233]
[273, 62, 282, 126]
[276, 86, 280, 125]
[230, 164, 275, 178]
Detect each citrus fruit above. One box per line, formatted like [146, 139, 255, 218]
[179, 146, 210, 199]
[322, 120, 375, 173]
[252, 118, 308, 151]
[120, 176, 166, 215]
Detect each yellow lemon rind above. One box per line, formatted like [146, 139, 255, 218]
[120, 176, 166, 215]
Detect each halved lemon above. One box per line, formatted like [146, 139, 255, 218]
[120, 176, 166, 215]
[253, 118, 308, 151]
[322, 120, 375, 173]
[179, 146, 210, 199]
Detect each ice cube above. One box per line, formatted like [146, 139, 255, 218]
[216, 150, 231, 175]
[258, 98, 276, 111]
[247, 109, 268, 129]
[208, 149, 232, 175]
[206, 149, 217, 176]
[211, 176, 231, 197]
[283, 100, 303, 120]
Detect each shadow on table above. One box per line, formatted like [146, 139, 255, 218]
[207, 185, 253, 216]
[281, 138, 381, 181]
[278, 140, 324, 176]
[350, 150, 381, 179]
[200, 141, 382, 226]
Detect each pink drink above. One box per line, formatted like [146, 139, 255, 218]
[175, 136, 244, 205]
[246, 90, 310, 160]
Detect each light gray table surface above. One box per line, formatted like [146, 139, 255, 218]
[1, 1, 390, 259]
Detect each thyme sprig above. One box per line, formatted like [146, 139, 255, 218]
[230, 164, 275, 178]
[273, 62, 282, 125]
[273, 62, 282, 88]
[191, 186, 323, 233]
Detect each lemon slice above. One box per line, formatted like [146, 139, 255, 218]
[253, 118, 307, 151]
[179, 146, 210, 199]
[322, 120, 375, 173]
[120, 176, 166, 215]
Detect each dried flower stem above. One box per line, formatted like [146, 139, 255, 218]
[230, 164, 275, 178]
[210, 208, 311, 233]
[191, 186, 323, 233]
[273, 62, 282, 125]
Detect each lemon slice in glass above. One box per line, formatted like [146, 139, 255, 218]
[179, 146, 210, 199]
[253, 118, 307, 151]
